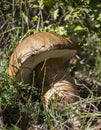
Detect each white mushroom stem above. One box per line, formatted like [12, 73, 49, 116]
[44, 81, 78, 106]
[35, 58, 79, 110]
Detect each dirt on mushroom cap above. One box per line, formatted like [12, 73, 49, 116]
[8, 32, 77, 81]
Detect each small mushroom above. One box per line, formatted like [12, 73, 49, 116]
[9, 32, 79, 108]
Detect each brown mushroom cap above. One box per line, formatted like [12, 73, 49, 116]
[8, 32, 77, 83]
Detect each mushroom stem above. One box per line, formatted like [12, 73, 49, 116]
[44, 80, 79, 113]
[35, 58, 79, 109]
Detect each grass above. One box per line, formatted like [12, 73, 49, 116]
[0, 54, 101, 130]
[0, 0, 101, 129]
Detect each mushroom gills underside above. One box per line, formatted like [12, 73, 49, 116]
[16, 49, 77, 84]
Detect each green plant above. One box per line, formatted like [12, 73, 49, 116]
[0, 0, 101, 129]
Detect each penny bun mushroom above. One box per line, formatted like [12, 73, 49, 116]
[8, 32, 79, 106]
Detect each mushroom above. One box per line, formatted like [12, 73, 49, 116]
[8, 32, 79, 109]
